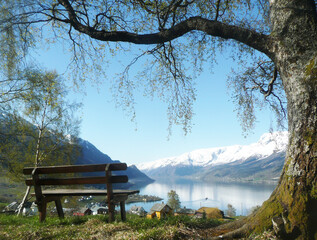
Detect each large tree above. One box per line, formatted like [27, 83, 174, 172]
[0, 0, 316, 239]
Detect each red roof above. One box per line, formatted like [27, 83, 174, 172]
[73, 213, 85, 216]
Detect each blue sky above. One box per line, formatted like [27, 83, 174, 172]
[33, 43, 276, 166]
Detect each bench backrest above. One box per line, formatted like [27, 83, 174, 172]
[23, 163, 128, 186]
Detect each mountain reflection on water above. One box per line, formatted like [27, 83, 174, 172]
[127, 179, 277, 216]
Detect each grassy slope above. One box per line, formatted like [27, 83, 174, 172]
[0, 214, 222, 240]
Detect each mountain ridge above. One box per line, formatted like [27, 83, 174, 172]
[138, 132, 288, 182]
[0, 112, 153, 187]
[77, 138, 154, 187]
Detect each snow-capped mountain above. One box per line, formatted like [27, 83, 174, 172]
[138, 132, 288, 182]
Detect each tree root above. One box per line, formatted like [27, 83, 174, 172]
[209, 223, 251, 239]
[207, 217, 251, 239]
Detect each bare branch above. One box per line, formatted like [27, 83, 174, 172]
[57, 0, 272, 56]
[253, 67, 278, 98]
[262, 67, 277, 97]
[215, 0, 222, 21]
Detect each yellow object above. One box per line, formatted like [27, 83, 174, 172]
[147, 203, 173, 219]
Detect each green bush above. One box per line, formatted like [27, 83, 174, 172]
[0, 202, 8, 210]
[138, 226, 178, 240]
[127, 214, 162, 230]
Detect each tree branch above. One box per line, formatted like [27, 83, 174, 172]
[261, 67, 278, 98]
[57, 0, 272, 57]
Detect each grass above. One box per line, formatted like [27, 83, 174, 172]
[0, 203, 7, 211]
[0, 214, 224, 240]
[0, 175, 224, 239]
[0, 174, 27, 204]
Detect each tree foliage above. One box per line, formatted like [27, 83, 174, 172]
[0, 0, 35, 106]
[225, 204, 236, 218]
[167, 190, 181, 211]
[228, 55, 287, 133]
[0, 69, 81, 180]
[0, 0, 287, 133]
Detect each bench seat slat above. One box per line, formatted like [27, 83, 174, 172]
[30, 189, 139, 196]
[25, 175, 128, 186]
[23, 163, 127, 175]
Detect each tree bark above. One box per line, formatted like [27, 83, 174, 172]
[16, 186, 31, 216]
[262, 1, 316, 238]
[224, 1, 317, 239]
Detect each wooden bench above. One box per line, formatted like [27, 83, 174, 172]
[23, 163, 139, 222]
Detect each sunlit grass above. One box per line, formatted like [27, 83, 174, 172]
[126, 214, 221, 230]
[0, 214, 224, 240]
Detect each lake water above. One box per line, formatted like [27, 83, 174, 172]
[127, 179, 277, 216]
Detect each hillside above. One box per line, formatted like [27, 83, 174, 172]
[138, 132, 288, 182]
[0, 113, 153, 188]
[77, 139, 154, 187]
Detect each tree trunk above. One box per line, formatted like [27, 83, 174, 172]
[249, 61, 317, 239]
[17, 126, 44, 215]
[17, 186, 31, 216]
[249, 0, 317, 239]
[262, 1, 317, 238]
[218, 1, 317, 239]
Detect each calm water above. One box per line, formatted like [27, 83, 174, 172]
[127, 179, 277, 216]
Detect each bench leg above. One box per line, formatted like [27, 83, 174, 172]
[38, 200, 47, 222]
[108, 202, 115, 222]
[55, 198, 64, 219]
[120, 201, 126, 221]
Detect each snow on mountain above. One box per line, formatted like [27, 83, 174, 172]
[138, 131, 288, 173]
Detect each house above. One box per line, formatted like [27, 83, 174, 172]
[146, 202, 173, 219]
[73, 212, 85, 216]
[97, 208, 108, 215]
[83, 208, 93, 215]
[89, 204, 110, 215]
[128, 205, 147, 217]
[73, 208, 92, 216]
[195, 207, 224, 219]
[90, 204, 102, 215]
[174, 207, 195, 216]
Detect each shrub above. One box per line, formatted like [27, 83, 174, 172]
[225, 204, 236, 217]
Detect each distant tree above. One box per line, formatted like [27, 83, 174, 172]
[167, 190, 181, 212]
[1, 69, 81, 174]
[202, 210, 207, 220]
[19, 69, 81, 167]
[0, 69, 81, 214]
[225, 204, 236, 218]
